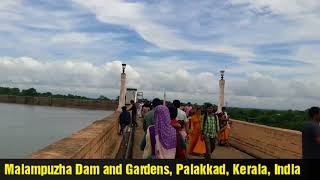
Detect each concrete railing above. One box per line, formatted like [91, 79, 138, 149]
[229, 119, 302, 159]
[30, 112, 122, 159]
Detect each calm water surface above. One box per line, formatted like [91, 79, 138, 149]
[0, 103, 113, 158]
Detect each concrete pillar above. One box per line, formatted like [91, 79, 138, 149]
[117, 72, 126, 112]
[218, 71, 225, 113]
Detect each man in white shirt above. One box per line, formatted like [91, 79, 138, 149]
[173, 100, 187, 121]
[173, 100, 188, 134]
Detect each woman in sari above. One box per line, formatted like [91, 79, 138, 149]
[217, 107, 231, 146]
[142, 124, 156, 159]
[143, 105, 176, 159]
[188, 107, 206, 156]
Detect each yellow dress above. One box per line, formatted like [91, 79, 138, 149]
[218, 124, 230, 142]
[188, 113, 206, 155]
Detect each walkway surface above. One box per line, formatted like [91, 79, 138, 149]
[132, 118, 145, 159]
[132, 118, 253, 159]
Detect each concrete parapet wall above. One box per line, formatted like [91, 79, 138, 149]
[38, 97, 52, 105]
[8, 95, 16, 103]
[15, 96, 26, 104]
[30, 112, 122, 159]
[0, 95, 117, 110]
[229, 119, 302, 159]
[0, 95, 9, 102]
[51, 98, 66, 107]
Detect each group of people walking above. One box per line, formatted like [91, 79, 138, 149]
[119, 98, 231, 159]
[120, 100, 320, 159]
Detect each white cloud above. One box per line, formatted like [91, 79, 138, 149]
[230, 0, 320, 17]
[0, 56, 217, 98]
[0, 0, 79, 33]
[0, 0, 23, 32]
[295, 45, 320, 65]
[71, 0, 254, 59]
[0, 0, 129, 60]
[0, 57, 134, 89]
[0, 0, 21, 11]
[225, 72, 320, 110]
[0, 1, 319, 110]
[1, 56, 319, 110]
[229, 0, 320, 42]
[51, 32, 103, 45]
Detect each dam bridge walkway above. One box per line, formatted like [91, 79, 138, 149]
[118, 118, 254, 159]
[30, 112, 302, 159]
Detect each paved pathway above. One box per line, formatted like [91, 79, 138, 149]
[188, 146, 254, 159]
[132, 118, 144, 159]
[132, 117, 253, 159]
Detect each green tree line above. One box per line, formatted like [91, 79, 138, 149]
[145, 100, 306, 131]
[183, 102, 306, 131]
[194, 102, 306, 131]
[226, 107, 306, 131]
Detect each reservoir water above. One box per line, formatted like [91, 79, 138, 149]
[0, 103, 113, 158]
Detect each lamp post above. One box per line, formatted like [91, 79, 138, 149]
[218, 70, 225, 113]
[163, 89, 166, 106]
[117, 63, 127, 112]
[220, 70, 225, 80]
[122, 63, 126, 74]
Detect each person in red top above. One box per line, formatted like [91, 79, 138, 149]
[168, 105, 186, 159]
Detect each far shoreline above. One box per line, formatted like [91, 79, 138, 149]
[0, 95, 117, 111]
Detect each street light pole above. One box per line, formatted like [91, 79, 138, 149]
[117, 64, 127, 112]
[163, 89, 166, 106]
[218, 70, 225, 113]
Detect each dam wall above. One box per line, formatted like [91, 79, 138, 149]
[229, 119, 302, 159]
[0, 95, 117, 110]
[30, 112, 122, 159]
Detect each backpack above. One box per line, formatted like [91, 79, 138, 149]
[125, 112, 132, 125]
[120, 112, 131, 125]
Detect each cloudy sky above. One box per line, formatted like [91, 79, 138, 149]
[0, 0, 319, 110]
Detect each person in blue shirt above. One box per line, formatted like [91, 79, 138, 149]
[119, 106, 131, 135]
[303, 106, 320, 159]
